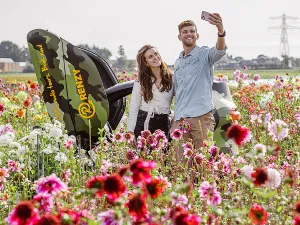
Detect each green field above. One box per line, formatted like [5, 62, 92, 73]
[0, 73, 36, 83]
[0, 69, 299, 83]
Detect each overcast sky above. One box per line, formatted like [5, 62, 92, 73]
[1, 0, 300, 64]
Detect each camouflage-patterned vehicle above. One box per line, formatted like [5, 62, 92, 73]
[27, 29, 237, 152]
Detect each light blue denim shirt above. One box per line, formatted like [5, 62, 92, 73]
[173, 45, 227, 121]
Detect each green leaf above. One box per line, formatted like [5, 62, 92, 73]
[229, 209, 249, 217]
[213, 208, 224, 216]
[88, 220, 98, 225]
[253, 189, 277, 199]
[241, 176, 252, 187]
[276, 205, 283, 213]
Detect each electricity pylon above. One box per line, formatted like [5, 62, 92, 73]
[269, 13, 300, 57]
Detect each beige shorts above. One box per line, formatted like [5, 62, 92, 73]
[171, 111, 215, 161]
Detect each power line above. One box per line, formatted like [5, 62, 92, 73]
[269, 13, 300, 57]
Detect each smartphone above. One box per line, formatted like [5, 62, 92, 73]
[201, 11, 210, 21]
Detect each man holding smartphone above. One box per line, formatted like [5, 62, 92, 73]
[171, 13, 227, 161]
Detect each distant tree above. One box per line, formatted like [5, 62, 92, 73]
[295, 58, 300, 67]
[288, 56, 300, 68]
[22, 62, 34, 73]
[233, 56, 244, 62]
[127, 61, 136, 70]
[0, 41, 32, 62]
[92, 46, 112, 60]
[78, 44, 92, 51]
[20, 47, 31, 63]
[0, 41, 22, 61]
[270, 57, 280, 62]
[77, 44, 112, 60]
[257, 54, 269, 59]
[117, 45, 127, 60]
[113, 45, 128, 69]
[281, 55, 289, 68]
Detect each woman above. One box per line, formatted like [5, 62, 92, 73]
[127, 45, 174, 139]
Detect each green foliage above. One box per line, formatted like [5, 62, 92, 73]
[0, 41, 30, 62]
[77, 44, 112, 60]
[113, 45, 129, 69]
[22, 62, 34, 73]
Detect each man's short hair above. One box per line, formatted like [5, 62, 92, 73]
[178, 20, 197, 33]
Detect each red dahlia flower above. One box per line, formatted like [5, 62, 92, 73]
[226, 124, 250, 146]
[143, 178, 163, 199]
[173, 211, 201, 225]
[34, 215, 60, 225]
[6, 201, 38, 225]
[130, 159, 156, 185]
[104, 173, 126, 201]
[294, 216, 300, 225]
[126, 194, 147, 221]
[87, 176, 105, 197]
[249, 204, 268, 225]
[251, 168, 268, 187]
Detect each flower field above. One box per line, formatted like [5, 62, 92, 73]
[0, 70, 300, 225]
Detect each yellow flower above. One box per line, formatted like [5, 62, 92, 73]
[33, 115, 42, 121]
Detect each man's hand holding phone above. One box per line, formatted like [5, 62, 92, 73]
[201, 11, 224, 35]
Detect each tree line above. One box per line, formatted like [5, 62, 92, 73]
[2, 40, 300, 72]
[0, 41, 131, 72]
[0, 41, 31, 62]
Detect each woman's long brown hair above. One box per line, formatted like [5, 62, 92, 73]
[136, 45, 173, 103]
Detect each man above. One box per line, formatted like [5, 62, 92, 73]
[171, 14, 227, 161]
